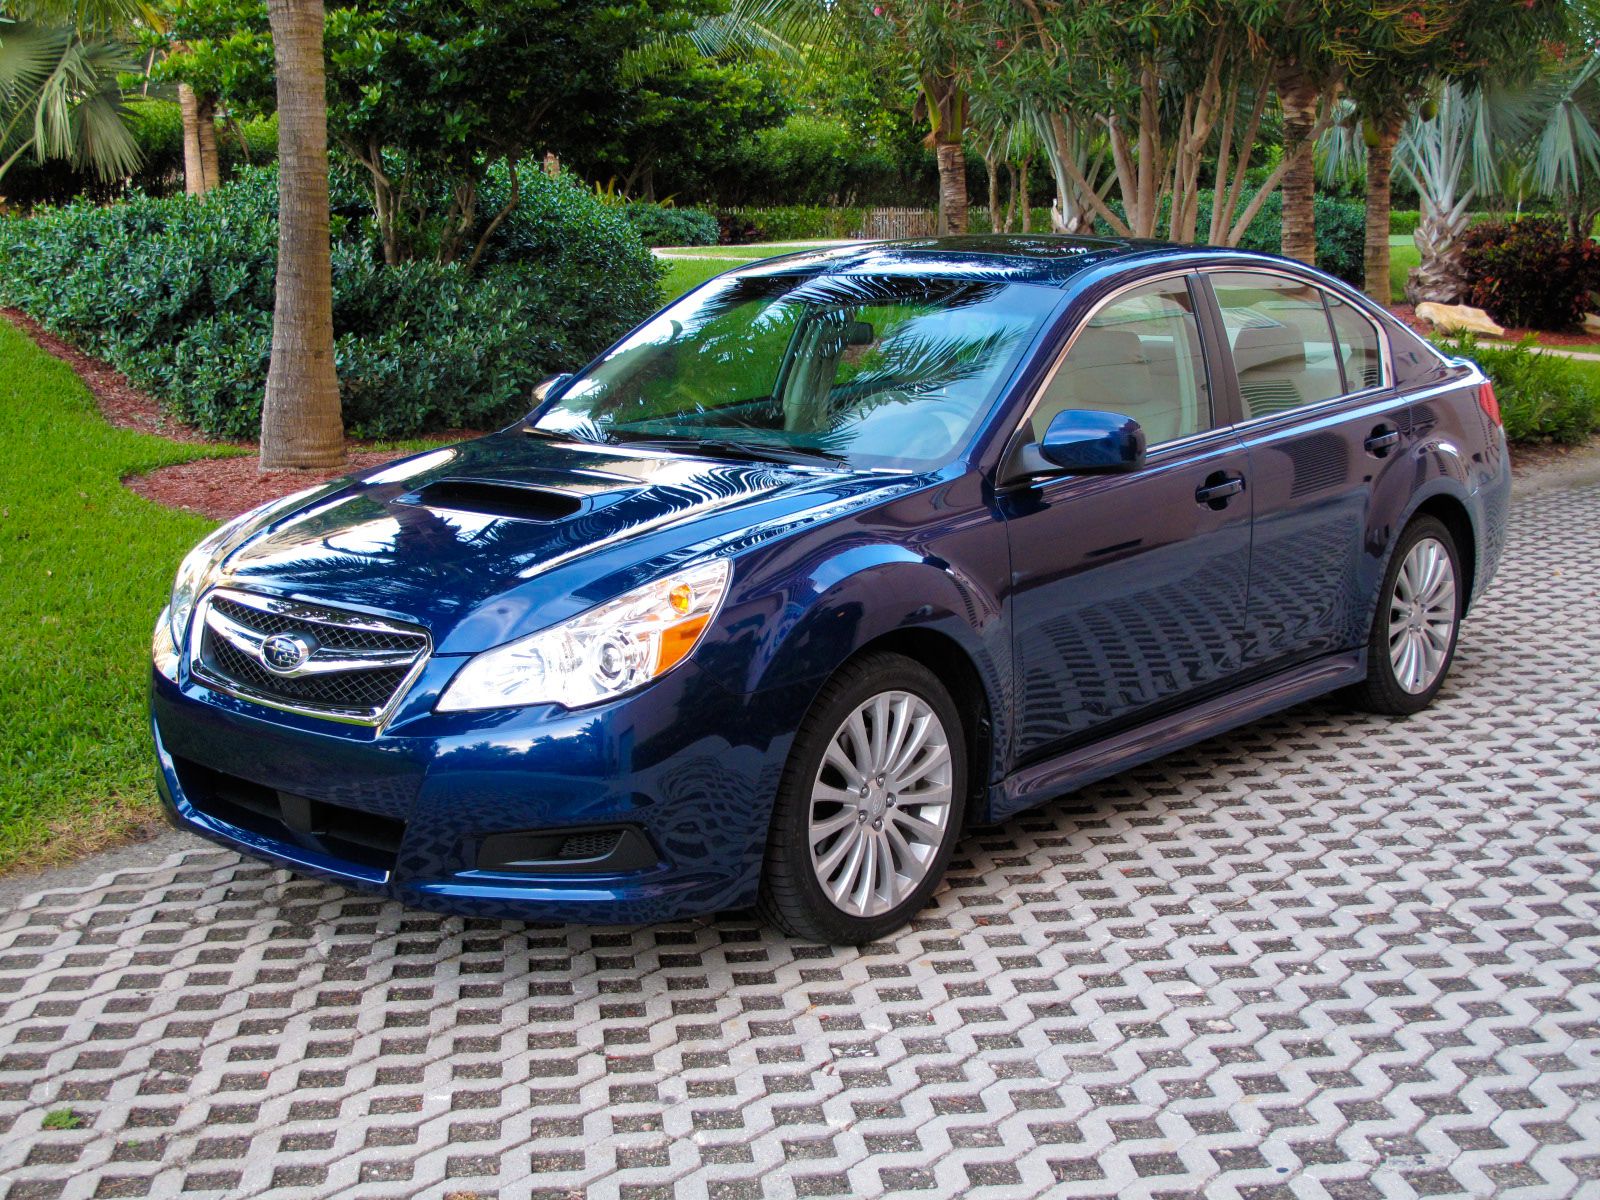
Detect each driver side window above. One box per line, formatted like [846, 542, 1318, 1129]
[1032, 277, 1211, 446]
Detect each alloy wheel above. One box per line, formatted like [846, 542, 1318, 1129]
[808, 690, 953, 917]
[1388, 535, 1457, 694]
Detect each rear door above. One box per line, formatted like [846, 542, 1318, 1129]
[1200, 269, 1407, 667]
[999, 273, 1253, 766]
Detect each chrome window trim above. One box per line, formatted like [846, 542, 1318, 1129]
[187, 587, 433, 729]
[1003, 267, 1213, 462]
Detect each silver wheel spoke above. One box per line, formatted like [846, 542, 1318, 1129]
[809, 688, 953, 921]
[810, 808, 859, 844]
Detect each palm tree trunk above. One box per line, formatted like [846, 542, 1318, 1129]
[1276, 65, 1320, 265]
[935, 140, 968, 235]
[179, 83, 219, 194]
[1019, 161, 1030, 232]
[1363, 120, 1398, 304]
[260, 0, 344, 470]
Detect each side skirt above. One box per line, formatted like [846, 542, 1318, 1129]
[985, 650, 1367, 823]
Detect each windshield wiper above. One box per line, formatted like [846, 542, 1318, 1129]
[618, 435, 849, 470]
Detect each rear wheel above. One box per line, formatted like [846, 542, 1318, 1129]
[1349, 515, 1462, 715]
[757, 652, 967, 944]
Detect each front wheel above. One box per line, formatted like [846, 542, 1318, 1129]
[757, 652, 968, 944]
[1349, 515, 1462, 715]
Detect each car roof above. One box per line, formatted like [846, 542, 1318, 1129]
[731, 234, 1194, 289]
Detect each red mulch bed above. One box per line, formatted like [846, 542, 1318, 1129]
[4, 308, 477, 521]
[1390, 302, 1600, 347]
[122, 451, 422, 521]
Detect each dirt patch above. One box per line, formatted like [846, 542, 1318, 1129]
[2, 308, 237, 445]
[125, 449, 424, 521]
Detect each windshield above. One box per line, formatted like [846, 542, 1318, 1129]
[533, 272, 1063, 470]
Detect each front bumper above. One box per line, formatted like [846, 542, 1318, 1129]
[152, 656, 793, 923]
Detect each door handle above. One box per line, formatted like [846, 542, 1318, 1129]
[1195, 473, 1245, 508]
[1364, 427, 1401, 456]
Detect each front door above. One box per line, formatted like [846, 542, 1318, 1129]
[1001, 274, 1252, 766]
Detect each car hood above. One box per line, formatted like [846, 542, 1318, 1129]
[216, 431, 908, 654]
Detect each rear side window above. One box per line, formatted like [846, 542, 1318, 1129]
[1032, 277, 1211, 446]
[1327, 295, 1384, 392]
[1211, 272, 1345, 418]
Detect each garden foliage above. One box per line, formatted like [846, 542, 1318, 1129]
[619, 203, 720, 247]
[0, 167, 662, 439]
[1443, 334, 1600, 444]
[1459, 218, 1600, 330]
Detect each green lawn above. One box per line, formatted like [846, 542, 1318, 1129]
[0, 319, 239, 870]
[1390, 242, 1420, 304]
[660, 256, 737, 301]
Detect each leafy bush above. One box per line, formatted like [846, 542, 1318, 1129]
[1459, 217, 1600, 330]
[1438, 333, 1600, 444]
[619, 203, 719, 246]
[0, 166, 662, 438]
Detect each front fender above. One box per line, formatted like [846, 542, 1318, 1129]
[694, 535, 1012, 781]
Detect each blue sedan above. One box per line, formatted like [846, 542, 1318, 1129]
[150, 235, 1509, 943]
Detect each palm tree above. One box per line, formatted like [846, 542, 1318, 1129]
[0, 1, 143, 188]
[258, 0, 343, 470]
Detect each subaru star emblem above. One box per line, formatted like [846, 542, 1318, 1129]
[260, 633, 314, 674]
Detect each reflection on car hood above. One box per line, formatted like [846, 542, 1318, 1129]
[216, 432, 904, 654]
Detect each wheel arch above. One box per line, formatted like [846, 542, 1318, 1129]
[1404, 491, 1479, 616]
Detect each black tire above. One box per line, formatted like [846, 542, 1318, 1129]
[1348, 515, 1463, 715]
[757, 652, 968, 944]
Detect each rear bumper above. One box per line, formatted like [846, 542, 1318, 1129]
[152, 658, 793, 923]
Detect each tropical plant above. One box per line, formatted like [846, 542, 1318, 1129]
[0, 1, 143, 188]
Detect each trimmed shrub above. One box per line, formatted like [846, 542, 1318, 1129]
[619, 203, 719, 247]
[0, 166, 663, 439]
[1438, 333, 1600, 444]
[1459, 217, 1600, 330]
[1390, 210, 1421, 236]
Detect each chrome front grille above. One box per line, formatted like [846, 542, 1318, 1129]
[191, 589, 430, 723]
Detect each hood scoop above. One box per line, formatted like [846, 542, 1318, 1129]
[401, 478, 587, 523]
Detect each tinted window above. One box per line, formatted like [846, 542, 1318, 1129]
[1328, 295, 1384, 392]
[1211, 272, 1344, 418]
[536, 273, 1061, 470]
[1032, 278, 1210, 445]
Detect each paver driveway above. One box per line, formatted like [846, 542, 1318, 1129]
[3, 477, 1598, 1200]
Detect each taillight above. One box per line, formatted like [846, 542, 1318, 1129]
[1477, 380, 1501, 426]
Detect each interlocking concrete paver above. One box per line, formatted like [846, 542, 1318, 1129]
[2, 479, 1599, 1199]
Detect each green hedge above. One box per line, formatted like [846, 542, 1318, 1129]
[0, 166, 663, 439]
[1438, 334, 1600, 444]
[717, 205, 869, 243]
[968, 207, 1054, 234]
[1091, 192, 1367, 285]
[619, 203, 719, 247]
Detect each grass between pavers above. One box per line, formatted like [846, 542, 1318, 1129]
[0, 319, 242, 871]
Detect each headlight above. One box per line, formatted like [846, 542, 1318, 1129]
[166, 484, 327, 645]
[437, 559, 732, 712]
[153, 606, 180, 681]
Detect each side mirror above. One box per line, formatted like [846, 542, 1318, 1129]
[1008, 410, 1146, 482]
[532, 373, 573, 404]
